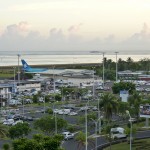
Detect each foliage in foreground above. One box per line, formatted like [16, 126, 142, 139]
[34, 115, 67, 135]
[9, 122, 31, 139]
[11, 134, 64, 150]
[0, 123, 9, 138]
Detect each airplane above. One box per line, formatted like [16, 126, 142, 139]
[21, 59, 48, 73]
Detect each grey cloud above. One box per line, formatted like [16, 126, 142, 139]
[0, 22, 150, 52]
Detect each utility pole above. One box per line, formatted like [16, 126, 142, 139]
[102, 52, 105, 88]
[85, 103, 88, 150]
[17, 54, 20, 93]
[115, 52, 118, 82]
[92, 67, 95, 97]
[13, 67, 16, 93]
[55, 112, 57, 134]
[98, 98, 101, 134]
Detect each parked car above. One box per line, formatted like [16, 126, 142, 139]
[62, 131, 74, 140]
[3, 119, 14, 126]
[80, 106, 90, 111]
[12, 120, 23, 126]
[92, 106, 98, 111]
[68, 112, 78, 116]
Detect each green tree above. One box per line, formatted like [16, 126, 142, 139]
[103, 125, 113, 150]
[125, 125, 137, 143]
[78, 112, 97, 124]
[34, 116, 67, 135]
[112, 82, 135, 94]
[118, 101, 130, 116]
[2, 143, 10, 150]
[128, 91, 143, 119]
[32, 94, 38, 103]
[99, 93, 118, 121]
[0, 123, 8, 138]
[75, 131, 94, 150]
[12, 134, 64, 150]
[9, 122, 31, 139]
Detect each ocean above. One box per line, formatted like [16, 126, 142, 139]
[0, 51, 150, 66]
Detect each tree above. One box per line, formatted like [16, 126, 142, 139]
[78, 112, 97, 124]
[99, 93, 118, 121]
[103, 125, 113, 150]
[112, 81, 135, 94]
[34, 116, 67, 135]
[118, 101, 130, 116]
[0, 123, 8, 138]
[12, 134, 64, 150]
[125, 125, 137, 143]
[75, 131, 94, 150]
[32, 94, 38, 103]
[9, 122, 31, 139]
[128, 91, 143, 119]
[2, 143, 10, 150]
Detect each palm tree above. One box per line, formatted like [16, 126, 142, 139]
[99, 93, 118, 122]
[0, 123, 8, 138]
[128, 91, 143, 119]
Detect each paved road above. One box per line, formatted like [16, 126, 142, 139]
[62, 130, 150, 150]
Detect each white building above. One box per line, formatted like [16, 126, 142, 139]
[16, 81, 41, 92]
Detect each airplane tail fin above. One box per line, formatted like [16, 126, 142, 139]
[21, 59, 31, 70]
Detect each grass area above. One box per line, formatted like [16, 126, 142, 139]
[104, 138, 150, 150]
[0, 73, 13, 78]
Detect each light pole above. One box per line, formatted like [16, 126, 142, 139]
[13, 67, 16, 93]
[97, 98, 101, 134]
[43, 95, 46, 114]
[17, 54, 20, 85]
[126, 110, 132, 150]
[53, 66, 55, 102]
[92, 67, 95, 97]
[90, 118, 101, 150]
[55, 112, 57, 134]
[102, 52, 105, 88]
[22, 97, 24, 117]
[115, 52, 118, 82]
[85, 103, 88, 150]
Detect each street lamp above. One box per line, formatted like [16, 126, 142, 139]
[92, 67, 95, 97]
[13, 67, 16, 93]
[53, 66, 55, 102]
[126, 110, 132, 150]
[102, 52, 105, 88]
[85, 103, 88, 150]
[97, 98, 101, 134]
[115, 52, 118, 82]
[53, 101, 58, 134]
[55, 112, 57, 134]
[43, 95, 46, 114]
[90, 117, 102, 150]
[17, 54, 20, 84]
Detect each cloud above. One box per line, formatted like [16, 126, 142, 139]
[68, 23, 83, 33]
[120, 23, 150, 51]
[0, 22, 150, 52]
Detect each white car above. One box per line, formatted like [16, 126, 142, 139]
[62, 132, 74, 140]
[53, 109, 60, 114]
[69, 112, 78, 116]
[80, 106, 90, 111]
[3, 119, 14, 126]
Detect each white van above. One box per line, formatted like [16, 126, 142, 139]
[111, 127, 127, 139]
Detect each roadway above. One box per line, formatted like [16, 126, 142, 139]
[62, 130, 150, 150]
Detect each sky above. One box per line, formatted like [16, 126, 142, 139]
[1, 0, 150, 52]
